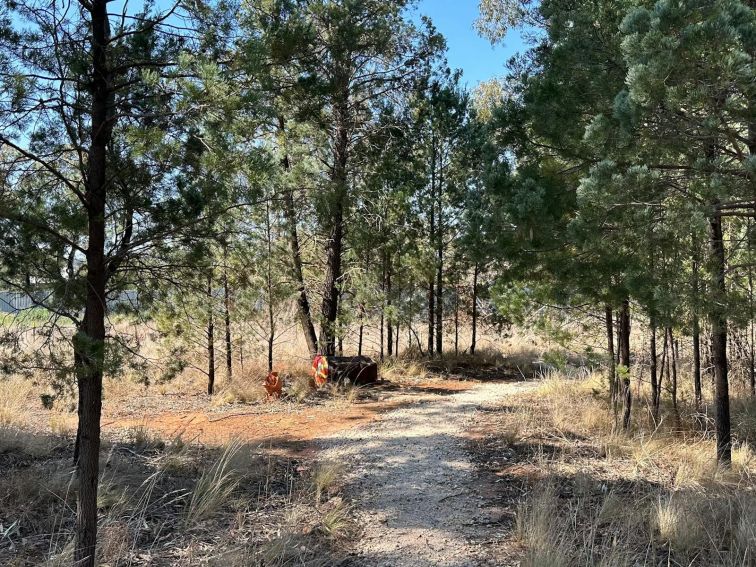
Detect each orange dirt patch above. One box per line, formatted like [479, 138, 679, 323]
[102, 379, 474, 448]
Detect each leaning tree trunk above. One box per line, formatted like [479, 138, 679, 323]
[709, 207, 732, 465]
[74, 1, 112, 563]
[319, 87, 349, 356]
[278, 117, 318, 356]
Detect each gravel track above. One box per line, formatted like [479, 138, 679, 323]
[319, 381, 530, 567]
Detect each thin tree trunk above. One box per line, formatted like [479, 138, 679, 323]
[749, 227, 756, 397]
[618, 299, 632, 431]
[223, 247, 232, 382]
[709, 208, 731, 465]
[435, 151, 443, 356]
[277, 116, 318, 356]
[74, 2, 112, 562]
[207, 274, 215, 395]
[471, 263, 479, 356]
[427, 281, 434, 356]
[266, 202, 275, 374]
[454, 282, 459, 356]
[386, 258, 393, 357]
[358, 307, 364, 357]
[669, 328, 678, 416]
[395, 320, 400, 357]
[650, 320, 659, 423]
[692, 237, 702, 408]
[380, 309, 385, 362]
[605, 305, 616, 419]
[693, 319, 702, 408]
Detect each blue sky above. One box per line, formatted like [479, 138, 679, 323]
[413, 0, 528, 87]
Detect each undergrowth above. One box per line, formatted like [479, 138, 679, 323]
[485, 372, 756, 566]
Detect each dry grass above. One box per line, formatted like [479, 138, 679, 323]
[0, 377, 33, 428]
[483, 371, 756, 566]
[311, 461, 345, 503]
[184, 439, 243, 526]
[211, 379, 268, 406]
[289, 373, 317, 402]
[0, 426, 351, 565]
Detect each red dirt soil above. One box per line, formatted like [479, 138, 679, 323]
[103, 379, 474, 448]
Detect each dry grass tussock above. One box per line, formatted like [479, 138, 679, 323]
[0, 426, 354, 565]
[380, 344, 527, 383]
[487, 372, 756, 566]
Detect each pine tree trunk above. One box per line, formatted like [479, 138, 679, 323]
[358, 307, 364, 357]
[669, 328, 678, 416]
[277, 117, 318, 356]
[380, 308, 385, 362]
[435, 154, 443, 356]
[74, 1, 111, 562]
[650, 320, 659, 422]
[319, 137, 346, 356]
[395, 321, 400, 356]
[207, 274, 215, 395]
[605, 305, 616, 418]
[454, 282, 459, 356]
[692, 237, 702, 408]
[223, 249, 232, 382]
[427, 281, 434, 356]
[749, 236, 755, 397]
[266, 203, 275, 374]
[471, 263, 479, 356]
[693, 318, 702, 408]
[708, 208, 731, 465]
[618, 299, 632, 430]
[386, 259, 393, 357]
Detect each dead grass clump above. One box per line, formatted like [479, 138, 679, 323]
[318, 499, 354, 540]
[379, 357, 429, 382]
[98, 520, 131, 564]
[288, 374, 316, 402]
[211, 380, 267, 406]
[654, 493, 707, 556]
[184, 439, 242, 526]
[0, 378, 33, 428]
[126, 425, 165, 452]
[515, 484, 571, 567]
[256, 531, 332, 567]
[48, 413, 76, 438]
[534, 374, 614, 434]
[732, 396, 756, 445]
[311, 461, 344, 503]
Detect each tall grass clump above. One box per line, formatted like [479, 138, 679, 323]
[184, 439, 243, 525]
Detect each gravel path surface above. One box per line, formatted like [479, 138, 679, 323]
[319, 381, 530, 567]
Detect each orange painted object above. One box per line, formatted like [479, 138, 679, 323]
[312, 355, 329, 386]
[264, 371, 283, 398]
